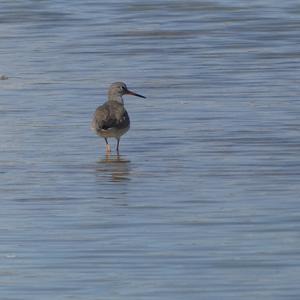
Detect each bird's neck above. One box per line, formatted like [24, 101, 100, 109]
[108, 95, 124, 105]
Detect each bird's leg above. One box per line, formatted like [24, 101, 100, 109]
[104, 138, 111, 153]
[116, 138, 120, 153]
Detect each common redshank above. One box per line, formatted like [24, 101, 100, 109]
[91, 82, 146, 153]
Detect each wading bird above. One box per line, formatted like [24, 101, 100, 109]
[91, 82, 146, 153]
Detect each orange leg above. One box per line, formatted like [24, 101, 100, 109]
[104, 138, 111, 153]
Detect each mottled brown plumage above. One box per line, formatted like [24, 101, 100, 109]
[91, 82, 145, 153]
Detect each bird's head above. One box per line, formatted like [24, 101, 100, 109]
[108, 82, 146, 101]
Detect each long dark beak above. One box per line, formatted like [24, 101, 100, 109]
[125, 89, 146, 99]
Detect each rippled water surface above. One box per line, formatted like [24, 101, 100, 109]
[1, 1, 300, 299]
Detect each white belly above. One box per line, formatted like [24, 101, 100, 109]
[98, 125, 129, 139]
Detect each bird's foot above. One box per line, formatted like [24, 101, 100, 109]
[105, 144, 111, 153]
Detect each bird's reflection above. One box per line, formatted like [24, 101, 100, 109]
[95, 153, 131, 182]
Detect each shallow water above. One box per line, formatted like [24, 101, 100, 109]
[1, 0, 300, 299]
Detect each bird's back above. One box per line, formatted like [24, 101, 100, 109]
[91, 101, 130, 137]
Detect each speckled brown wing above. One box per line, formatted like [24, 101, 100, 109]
[91, 102, 130, 134]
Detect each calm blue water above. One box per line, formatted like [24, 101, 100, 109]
[1, 0, 300, 299]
